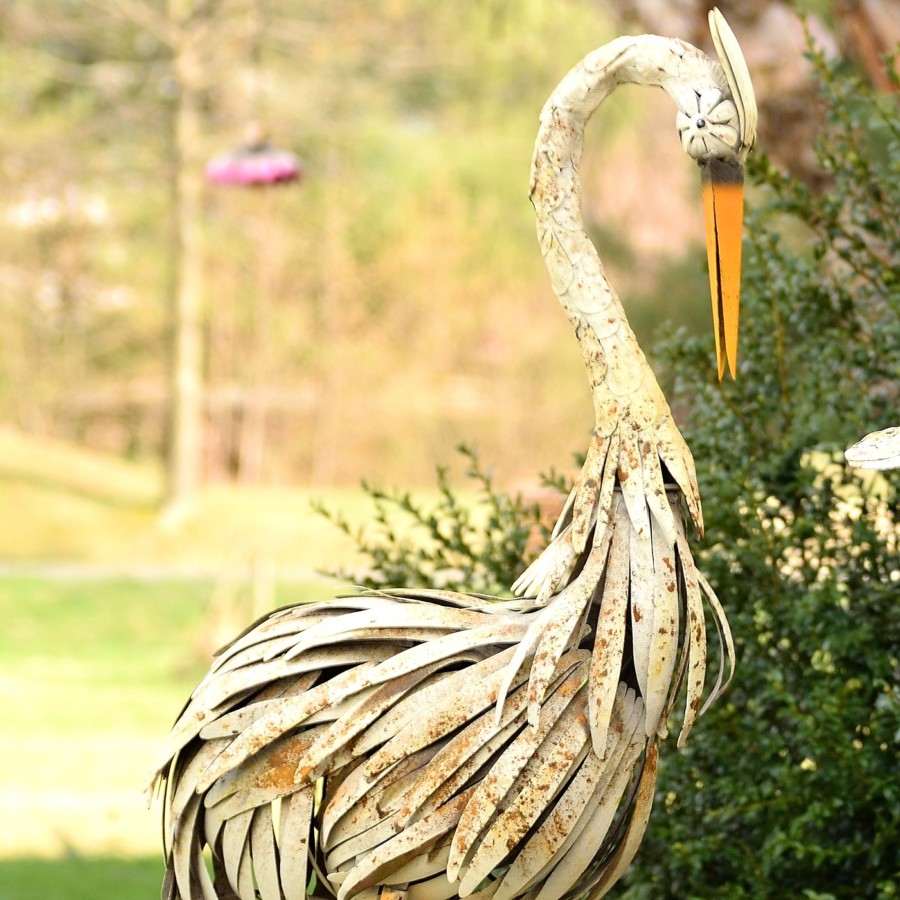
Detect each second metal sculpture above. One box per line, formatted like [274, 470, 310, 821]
[154, 9, 757, 899]
[846, 426, 900, 470]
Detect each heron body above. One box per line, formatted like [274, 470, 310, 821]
[155, 11, 757, 900]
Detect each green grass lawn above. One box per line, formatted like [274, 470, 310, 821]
[0, 575, 341, 898]
[0, 857, 163, 900]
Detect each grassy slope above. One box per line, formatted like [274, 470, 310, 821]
[0, 857, 163, 900]
[0, 426, 372, 571]
[0, 575, 336, 890]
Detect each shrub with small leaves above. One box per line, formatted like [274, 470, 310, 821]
[315, 443, 549, 596]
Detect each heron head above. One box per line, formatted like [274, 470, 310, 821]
[677, 9, 757, 379]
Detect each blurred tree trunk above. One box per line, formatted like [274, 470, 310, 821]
[164, 0, 208, 518]
[238, 190, 273, 484]
[309, 156, 353, 486]
[834, 0, 900, 92]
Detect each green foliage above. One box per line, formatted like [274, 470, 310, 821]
[0, 857, 163, 900]
[315, 444, 546, 596]
[325, 52, 900, 896]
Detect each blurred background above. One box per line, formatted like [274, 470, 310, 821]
[0, 0, 896, 896]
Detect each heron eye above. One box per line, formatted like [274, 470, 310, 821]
[696, 118, 706, 128]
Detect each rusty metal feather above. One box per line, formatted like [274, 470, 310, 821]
[203, 727, 319, 812]
[278, 786, 315, 900]
[639, 437, 676, 544]
[336, 789, 475, 900]
[587, 503, 630, 754]
[194, 661, 382, 793]
[523, 567, 599, 727]
[446, 662, 588, 883]
[282, 605, 501, 660]
[221, 808, 253, 896]
[295, 661, 457, 782]
[531, 694, 645, 900]
[617, 431, 650, 539]
[456, 693, 591, 895]
[389, 841, 452, 886]
[492, 746, 605, 900]
[571, 431, 609, 550]
[167, 737, 230, 833]
[171, 791, 216, 900]
[655, 427, 704, 534]
[394, 715, 526, 831]
[322, 748, 440, 851]
[194, 644, 392, 710]
[392, 678, 534, 828]
[326, 809, 405, 872]
[250, 804, 281, 900]
[697, 570, 736, 711]
[510, 529, 578, 604]
[352, 647, 518, 758]
[675, 519, 708, 746]
[408, 872, 459, 900]
[199, 672, 320, 740]
[361, 647, 530, 781]
[581, 743, 659, 899]
[644, 514, 679, 738]
[628, 528, 655, 705]
[211, 600, 381, 666]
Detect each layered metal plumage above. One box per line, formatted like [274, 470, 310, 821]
[154, 10, 756, 900]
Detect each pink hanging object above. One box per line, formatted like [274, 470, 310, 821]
[206, 133, 303, 187]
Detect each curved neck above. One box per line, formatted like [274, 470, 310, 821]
[529, 35, 720, 363]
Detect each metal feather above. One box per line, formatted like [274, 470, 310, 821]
[322, 748, 440, 851]
[708, 7, 758, 154]
[846, 425, 900, 470]
[278, 787, 316, 900]
[644, 514, 679, 738]
[532, 736, 646, 900]
[455, 697, 591, 896]
[221, 808, 254, 897]
[446, 661, 588, 883]
[586, 511, 629, 754]
[579, 743, 659, 900]
[337, 789, 476, 900]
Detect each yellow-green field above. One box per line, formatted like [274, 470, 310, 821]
[0, 426, 374, 573]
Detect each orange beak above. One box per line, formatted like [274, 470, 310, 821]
[701, 159, 744, 380]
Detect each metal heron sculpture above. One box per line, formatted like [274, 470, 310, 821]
[846, 426, 900, 470]
[153, 10, 757, 899]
